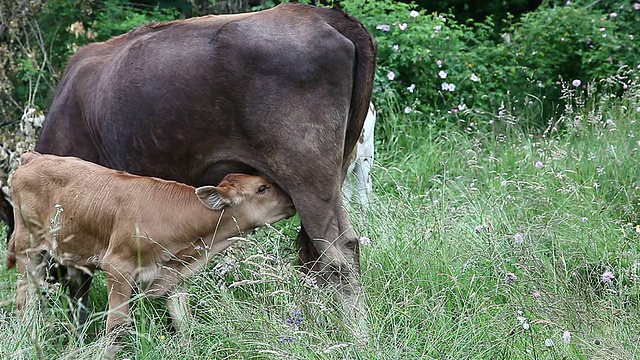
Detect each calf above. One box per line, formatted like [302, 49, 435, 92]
[7, 152, 296, 332]
[343, 102, 376, 211]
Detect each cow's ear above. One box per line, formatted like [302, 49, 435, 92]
[195, 186, 235, 210]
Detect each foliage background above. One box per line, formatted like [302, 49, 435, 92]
[0, 0, 639, 358]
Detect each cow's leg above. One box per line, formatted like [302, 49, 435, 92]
[295, 195, 368, 340]
[247, 112, 369, 338]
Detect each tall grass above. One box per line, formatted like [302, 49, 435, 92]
[0, 74, 639, 358]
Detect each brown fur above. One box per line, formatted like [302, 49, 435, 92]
[8, 152, 295, 332]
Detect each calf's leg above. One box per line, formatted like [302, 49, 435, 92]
[166, 285, 191, 333]
[102, 263, 134, 333]
[145, 263, 192, 332]
[15, 250, 45, 311]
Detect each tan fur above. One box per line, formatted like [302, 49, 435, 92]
[8, 152, 295, 332]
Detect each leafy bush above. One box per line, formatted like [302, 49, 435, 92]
[1, 0, 180, 182]
[6, 0, 178, 123]
[339, 0, 640, 134]
[340, 0, 528, 134]
[507, 2, 637, 93]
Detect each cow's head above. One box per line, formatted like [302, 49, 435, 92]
[195, 173, 296, 228]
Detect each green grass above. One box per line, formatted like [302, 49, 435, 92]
[1, 82, 639, 359]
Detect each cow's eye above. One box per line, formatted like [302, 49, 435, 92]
[257, 185, 269, 194]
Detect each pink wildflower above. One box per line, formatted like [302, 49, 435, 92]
[601, 270, 615, 283]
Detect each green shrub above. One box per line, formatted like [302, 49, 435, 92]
[507, 3, 634, 91]
[339, 0, 640, 134]
[10, 0, 179, 118]
[340, 0, 529, 133]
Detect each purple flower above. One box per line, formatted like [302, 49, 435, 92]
[562, 330, 571, 344]
[514, 233, 524, 244]
[634, 3, 640, 10]
[359, 236, 371, 245]
[535, 161, 544, 169]
[376, 24, 391, 32]
[601, 270, 615, 283]
[279, 337, 295, 342]
[610, 12, 617, 18]
[532, 291, 541, 299]
[572, 79, 581, 87]
[286, 309, 304, 326]
[436, 59, 443, 67]
[581, 217, 588, 222]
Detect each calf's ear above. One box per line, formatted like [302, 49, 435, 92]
[196, 186, 235, 210]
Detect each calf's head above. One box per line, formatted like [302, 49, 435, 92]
[195, 173, 295, 228]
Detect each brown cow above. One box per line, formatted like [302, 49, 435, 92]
[7, 152, 296, 333]
[24, 2, 376, 336]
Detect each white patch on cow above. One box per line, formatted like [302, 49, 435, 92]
[343, 102, 376, 211]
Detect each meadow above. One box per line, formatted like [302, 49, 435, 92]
[0, 75, 638, 359]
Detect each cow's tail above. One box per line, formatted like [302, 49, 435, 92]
[321, 7, 377, 177]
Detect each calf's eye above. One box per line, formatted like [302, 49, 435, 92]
[257, 185, 269, 194]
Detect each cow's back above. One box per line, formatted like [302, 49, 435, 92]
[36, 3, 375, 189]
